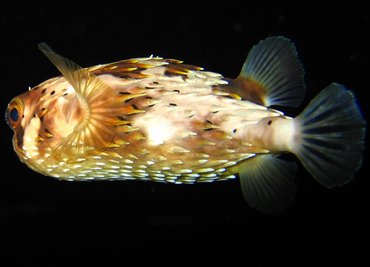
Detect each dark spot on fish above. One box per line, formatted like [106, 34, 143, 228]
[212, 110, 219, 114]
[119, 91, 131, 95]
[169, 103, 177, 106]
[153, 81, 159, 85]
[41, 89, 47, 94]
[33, 113, 37, 118]
[145, 96, 153, 99]
[164, 70, 177, 77]
[124, 99, 133, 104]
[50, 91, 55, 95]
[40, 115, 44, 122]
[41, 108, 46, 111]
[173, 89, 180, 93]
[44, 128, 53, 138]
[206, 120, 213, 124]
[188, 114, 194, 118]
[233, 128, 237, 133]
[132, 104, 139, 110]
[268, 120, 272, 125]
[145, 86, 156, 89]
[204, 128, 213, 131]
[63, 93, 68, 96]
[148, 104, 155, 108]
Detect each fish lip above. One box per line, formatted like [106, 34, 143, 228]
[16, 131, 24, 150]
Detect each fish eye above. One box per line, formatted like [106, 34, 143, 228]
[6, 98, 24, 129]
[9, 107, 19, 122]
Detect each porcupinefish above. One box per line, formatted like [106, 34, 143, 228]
[5, 37, 365, 214]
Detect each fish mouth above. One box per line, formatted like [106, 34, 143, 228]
[10, 129, 25, 154]
[16, 131, 24, 149]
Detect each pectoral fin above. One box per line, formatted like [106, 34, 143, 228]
[38, 43, 140, 156]
[238, 154, 297, 214]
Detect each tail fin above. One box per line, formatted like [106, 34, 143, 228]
[292, 83, 366, 188]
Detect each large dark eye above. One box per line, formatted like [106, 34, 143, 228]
[9, 107, 19, 122]
[6, 99, 24, 129]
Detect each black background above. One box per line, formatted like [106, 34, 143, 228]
[0, 1, 369, 266]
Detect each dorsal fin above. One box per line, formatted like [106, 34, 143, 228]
[232, 36, 305, 107]
[38, 43, 140, 156]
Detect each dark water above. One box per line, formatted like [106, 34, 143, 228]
[1, 2, 369, 265]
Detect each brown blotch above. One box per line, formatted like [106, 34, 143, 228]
[232, 77, 267, 106]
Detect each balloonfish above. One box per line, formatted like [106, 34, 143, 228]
[5, 37, 366, 214]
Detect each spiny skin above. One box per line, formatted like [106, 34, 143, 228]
[7, 57, 284, 183]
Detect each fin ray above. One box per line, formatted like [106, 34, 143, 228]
[239, 154, 297, 214]
[292, 83, 365, 187]
[39, 43, 137, 157]
[233, 36, 305, 107]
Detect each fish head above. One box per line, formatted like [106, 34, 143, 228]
[5, 77, 86, 160]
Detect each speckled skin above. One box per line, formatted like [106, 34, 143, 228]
[7, 57, 287, 183]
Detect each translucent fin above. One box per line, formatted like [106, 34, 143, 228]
[292, 83, 366, 188]
[38, 43, 134, 156]
[233, 36, 305, 107]
[39, 43, 106, 98]
[239, 154, 297, 214]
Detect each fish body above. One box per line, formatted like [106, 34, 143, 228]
[6, 37, 365, 213]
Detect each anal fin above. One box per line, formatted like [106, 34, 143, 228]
[238, 154, 297, 214]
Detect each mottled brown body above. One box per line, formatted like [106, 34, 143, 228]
[9, 56, 280, 183]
